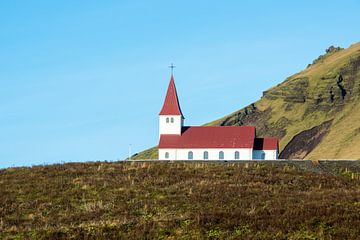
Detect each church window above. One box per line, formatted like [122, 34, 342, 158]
[203, 151, 208, 160]
[219, 151, 224, 160]
[234, 151, 240, 159]
[171, 117, 174, 123]
[166, 117, 169, 123]
[165, 152, 169, 159]
[188, 151, 193, 160]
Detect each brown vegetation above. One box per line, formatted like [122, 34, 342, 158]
[1, 161, 360, 239]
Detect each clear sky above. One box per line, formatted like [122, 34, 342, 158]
[1, 1, 359, 168]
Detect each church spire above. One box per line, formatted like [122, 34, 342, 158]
[159, 74, 184, 117]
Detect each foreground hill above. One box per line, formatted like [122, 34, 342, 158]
[134, 42, 360, 160]
[1, 161, 360, 239]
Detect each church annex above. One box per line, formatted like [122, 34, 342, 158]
[158, 74, 278, 160]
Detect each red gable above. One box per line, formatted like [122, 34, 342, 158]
[253, 137, 278, 150]
[159, 75, 183, 116]
[159, 126, 256, 148]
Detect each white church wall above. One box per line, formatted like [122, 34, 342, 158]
[159, 115, 183, 136]
[253, 150, 278, 160]
[159, 148, 253, 160]
[159, 149, 177, 160]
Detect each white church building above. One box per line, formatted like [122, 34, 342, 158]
[158, 74, 279, 160]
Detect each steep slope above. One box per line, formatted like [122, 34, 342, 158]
[134, 42, 360, 160]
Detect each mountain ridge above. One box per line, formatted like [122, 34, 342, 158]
[134, 42, 360, 160]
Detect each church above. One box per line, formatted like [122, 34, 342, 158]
[158, 74, 279, 160]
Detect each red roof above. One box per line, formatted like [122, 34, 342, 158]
[159, 126, 256, 148]
[253, 137, 278, 150]
[159, 75, 183, 116]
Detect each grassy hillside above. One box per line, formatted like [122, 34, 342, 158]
[1, 161, 360, 239]
[134, 42, 360, 160]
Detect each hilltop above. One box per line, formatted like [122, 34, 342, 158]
[134, 42, 360, 160]
[1, 161, 360, 239]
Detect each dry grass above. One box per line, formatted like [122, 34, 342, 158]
[0, 161, 360, 239]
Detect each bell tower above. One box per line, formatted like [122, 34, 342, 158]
[159, 74, 184, 136]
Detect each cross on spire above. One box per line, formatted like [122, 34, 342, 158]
[169, 63, 176, 75]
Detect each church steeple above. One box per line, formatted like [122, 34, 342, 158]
[159, 74, 184, 136]
[159, 74, 184, 117]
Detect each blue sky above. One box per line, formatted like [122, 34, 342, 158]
[1, 1, 359, 168]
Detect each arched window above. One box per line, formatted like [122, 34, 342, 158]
[234, 151, 240, 160]
[170, 117, 174, 123]
[165, 152, 169, 159]
[188, 151, 193, 160]
[261, 153, 266, 160]
[203, 151, 209, 160]
[166, 117, 169, 123]
[219, 151, 224, 160]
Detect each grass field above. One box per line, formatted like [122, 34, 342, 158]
[1, 161, 360, 239]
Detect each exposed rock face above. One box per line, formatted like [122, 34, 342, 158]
[336, 75, 347, 100]
[264, 77, 309, 103]
[219, 106, 287, 140]
[279, 120, 333, 159]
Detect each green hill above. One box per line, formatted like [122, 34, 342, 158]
[134, 42, 360, 160]
[1, 161, 360, 239]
